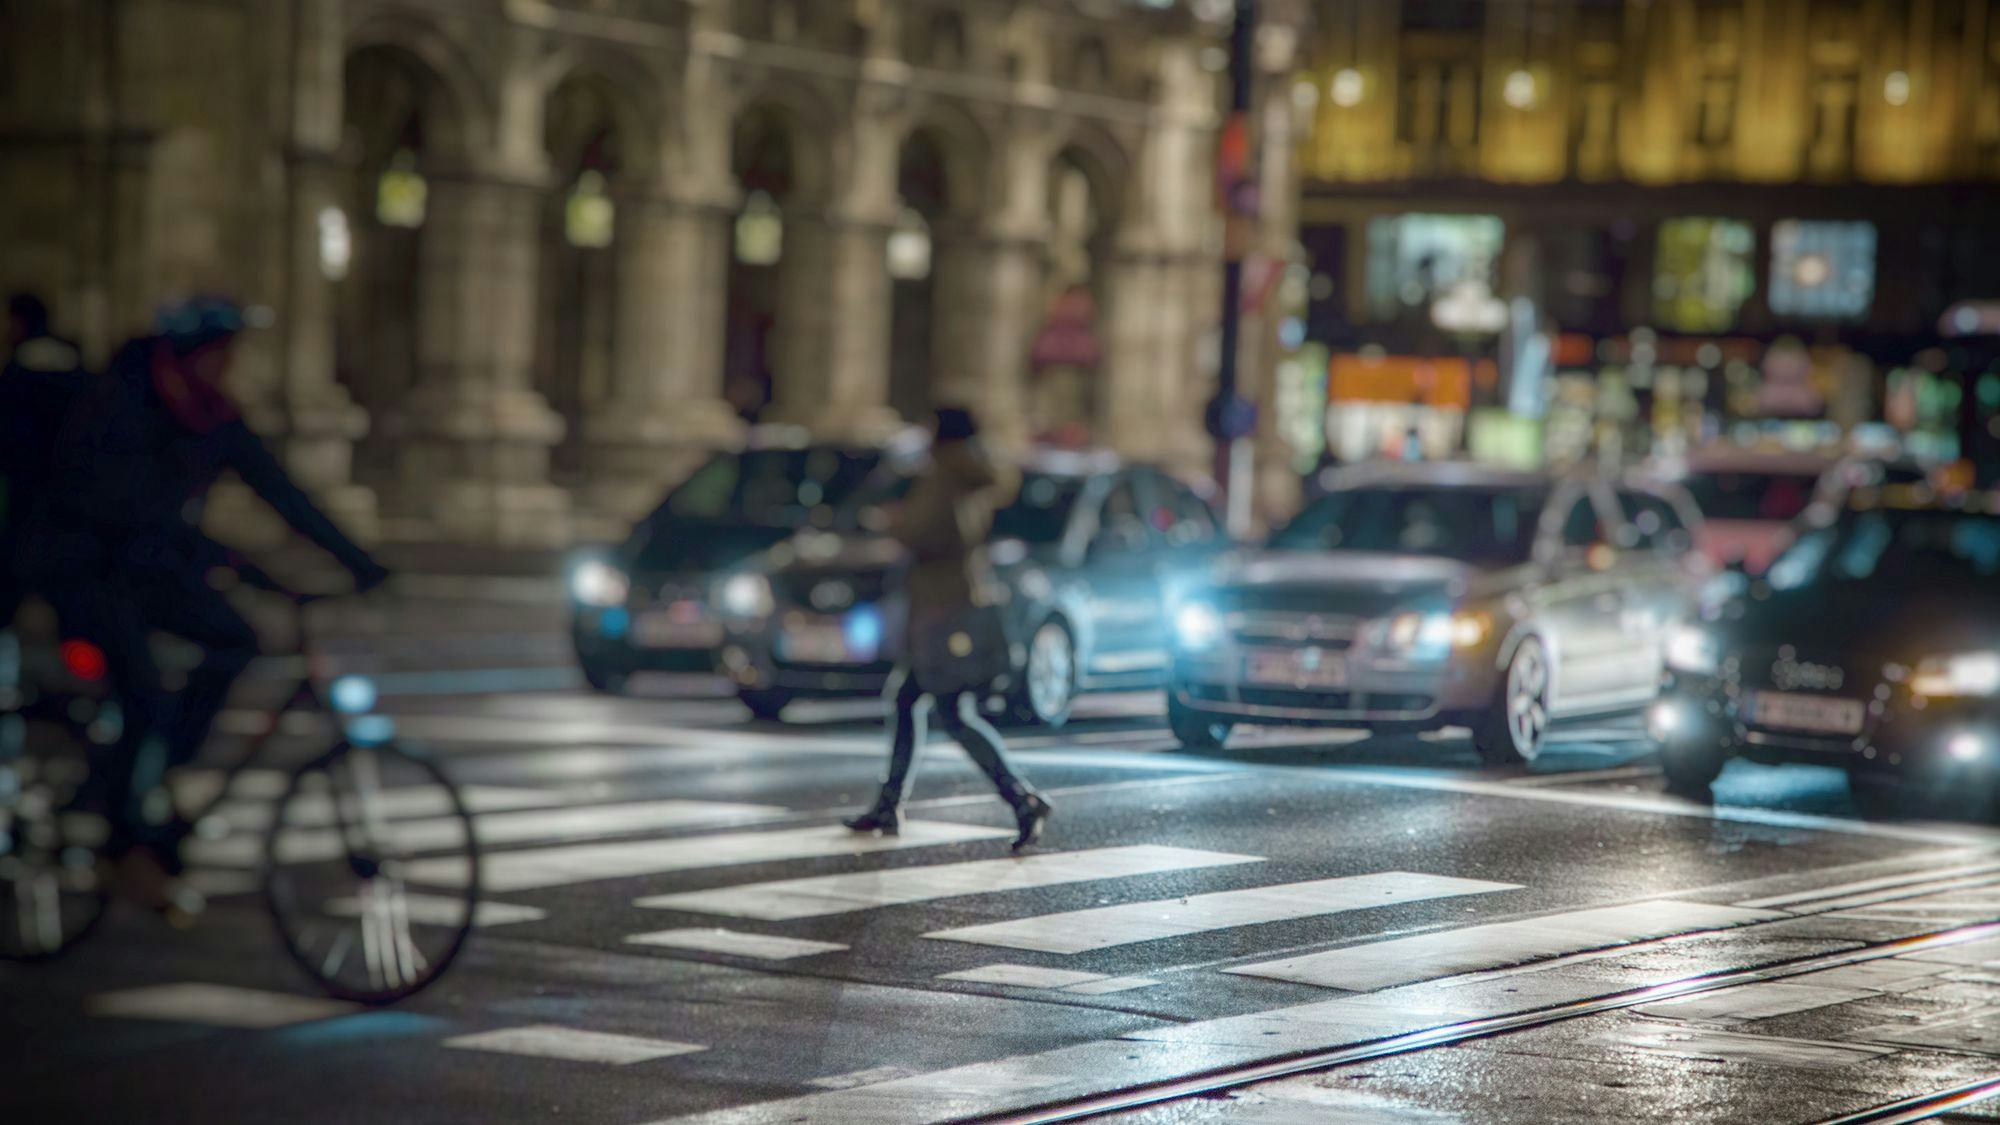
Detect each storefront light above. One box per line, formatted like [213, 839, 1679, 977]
[1330, 68, 1365, 108]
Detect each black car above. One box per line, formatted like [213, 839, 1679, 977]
[1654, 491, 2000, 801]
[717, 452, 1227, 725]
[567, 435, 920, 692]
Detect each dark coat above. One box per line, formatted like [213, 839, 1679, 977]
[887, 440, 1015, 636]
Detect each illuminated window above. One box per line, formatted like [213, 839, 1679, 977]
[1365, 213, 1504, 321]
[1653, 218, 1755, 332]
[375, 149, 427, 229]
[317, 207, 351, 281]
[1769, 219, 1874, 320]
[734, 190, 783, 266]
[565, 170, 615, 249]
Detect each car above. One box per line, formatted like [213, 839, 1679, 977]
[716, 451, 1228, 725]
[566, 432, 922, 692]
[1651, 490, 2000, 805]
[1666, 447, 1836, 575]
[1165, 462, 1702, 763]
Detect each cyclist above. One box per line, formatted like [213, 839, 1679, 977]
[20, 295, 388, 887]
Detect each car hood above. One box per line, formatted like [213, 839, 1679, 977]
[1201, 550, 1488, 615]
[622, 520, 799, 577]
[1729, 582, 2000, 662]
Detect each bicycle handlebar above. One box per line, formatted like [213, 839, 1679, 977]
[229, 555, 379, 606]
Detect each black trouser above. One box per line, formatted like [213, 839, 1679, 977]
[876, 668, 1030, 807]
[45, 570, 257, 848]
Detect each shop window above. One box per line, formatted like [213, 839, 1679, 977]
[1769, 219, 1874, 320]
[1365, 213, 1504, 321]
[1653, 217, 1755, 332]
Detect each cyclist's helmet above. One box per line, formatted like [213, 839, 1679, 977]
[156, 295, 261, 354]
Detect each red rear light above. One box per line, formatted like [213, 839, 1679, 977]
[60, 639, 107, 682]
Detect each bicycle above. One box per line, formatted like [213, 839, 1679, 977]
[0, 575, 482, 1004]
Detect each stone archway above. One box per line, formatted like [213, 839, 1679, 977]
[1034, 142, 1124, 446]
[721, 94, 832, 424]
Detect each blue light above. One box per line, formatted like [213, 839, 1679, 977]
[845, 605, 883, 659]
[329, 675, 378, 715]
[599, 605, 630, 640]
[346, 715, 396, 746]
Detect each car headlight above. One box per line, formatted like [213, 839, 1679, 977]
[569, 559, 629, 608]
[1911, 651, 2000, 698]
[1665, 625, 1720, 675]
[1174, 602, 1224, 650]
[719, 573, 775, 619]
[1372, 610, 1489, 659]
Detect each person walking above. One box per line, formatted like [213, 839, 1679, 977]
[843, 406, 1052, 851]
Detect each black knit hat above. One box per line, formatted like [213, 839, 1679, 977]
[934, 405, 979, 443]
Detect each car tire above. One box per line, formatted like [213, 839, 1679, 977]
[1007, 619, 1076, 730]
[739, 689, 792, 721]
[580, 660, 628, 695]
[1659, 739, 1726, 798]
[1472, 635, 1550, 766]
[1168, 696, 1231, 751]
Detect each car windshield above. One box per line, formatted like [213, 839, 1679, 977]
[1270, 485, 1547, 564]
[1768, 509, 2000, 589]
[990, 474, 1085, 544]
[662, 448, 881, 526]
[1685, 470, 1820, 521]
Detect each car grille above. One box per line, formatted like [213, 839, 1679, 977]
[774, 568, 897, 610]
[1730, 646, 1878, 696]
[629, 574, 710, 610]
[1184, 683, 1434, 716]
[1225, 610, 1359, 648]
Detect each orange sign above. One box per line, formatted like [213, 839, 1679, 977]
[1328, 355, 1475, 410]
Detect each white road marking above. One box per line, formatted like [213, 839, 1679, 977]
[1854, 1006, 2000, 1055]
[1796, 958, 1950, 992]
[1228, 900, 1783, 992]
[926, 872, 1519, 955]
[1603, 1024, 1895, 1069]
[407, 821, 1011, 892]
[209, 783, 565, 830]
[1060, 975, 1163, 995]
[1902, 935, 2000, 968]
[1635, 980, 1875, 1021]
[86, 984, 355, 1028]
[1734, 859, 2000, 909]
[194, 797, 785, 868]
[938, 964, 1110, 989]
[806, 1065, 924, 1090]
[635, 845, 1263, 920]
[625, 928, 848, 960]
[443, 1025, 705, 1065]
[324, 892, 546, 928]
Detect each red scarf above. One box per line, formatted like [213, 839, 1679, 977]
[149, 342, 241, 434]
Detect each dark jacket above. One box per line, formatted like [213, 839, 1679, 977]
[2, 332, 87, 534]
[22, 335, 375, 583]
[887, 440, 1014, 631]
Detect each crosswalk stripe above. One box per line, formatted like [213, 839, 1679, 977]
[1634, 979, 1874, 1021]
[936, 964, 1164, 995]
[86, 984, 356, 1028]
[191, 797, 786, 868]
[416, 821, 1011, 893]
[1227, 899, 1783, 991]
[633, 845, 1263, 920]
[924, 872, 1520, 955]
[443, 1025, 706, 1065]
[626, 928, 848, 960]
[323, 892, 546, 928]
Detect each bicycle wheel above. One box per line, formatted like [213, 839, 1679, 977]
[0, 695, 111, 960]
[264, 740, 480, 1003]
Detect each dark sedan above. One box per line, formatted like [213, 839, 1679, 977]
[1167, 463, 1702, 762]
[1653, 491, 2000, 804]
[566, 435, 918, 692]
[717, 453, 1227, 725]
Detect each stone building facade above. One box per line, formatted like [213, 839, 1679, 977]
[1, 0, 1290, 545]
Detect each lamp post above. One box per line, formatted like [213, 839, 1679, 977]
[1207, 0, 1259, 527]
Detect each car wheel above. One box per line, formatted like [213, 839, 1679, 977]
[1168, 696, 1231, 751]
[580, 660, 628, 695]
[1473, 636, 1550, 766]
[740, 689, 792, 721]
[1659, 738, 1726, 798]
[1008, 620, 1076, 729]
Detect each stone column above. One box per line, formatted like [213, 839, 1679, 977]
[931, 232, 1044, 453]
[1098, 252, 1171, 459]
[574, 193, 745, 526]
[767, 210, 904, 442]
[384, 172, 570, 545]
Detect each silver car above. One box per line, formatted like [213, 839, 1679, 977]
[1166, 463, 1702, 763]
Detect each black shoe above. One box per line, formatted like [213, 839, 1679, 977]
[842, 803, 902, 836]
[1009, 791, 1051, 852]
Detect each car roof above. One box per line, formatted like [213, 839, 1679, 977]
[1322, 460, 1554, 491]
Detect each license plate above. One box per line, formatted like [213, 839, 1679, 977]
[1745, 692, 1864, 735]
[1244, 647, 1347, 689]
[633, 604, 720, 648]
[781, 620, 852, 664]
